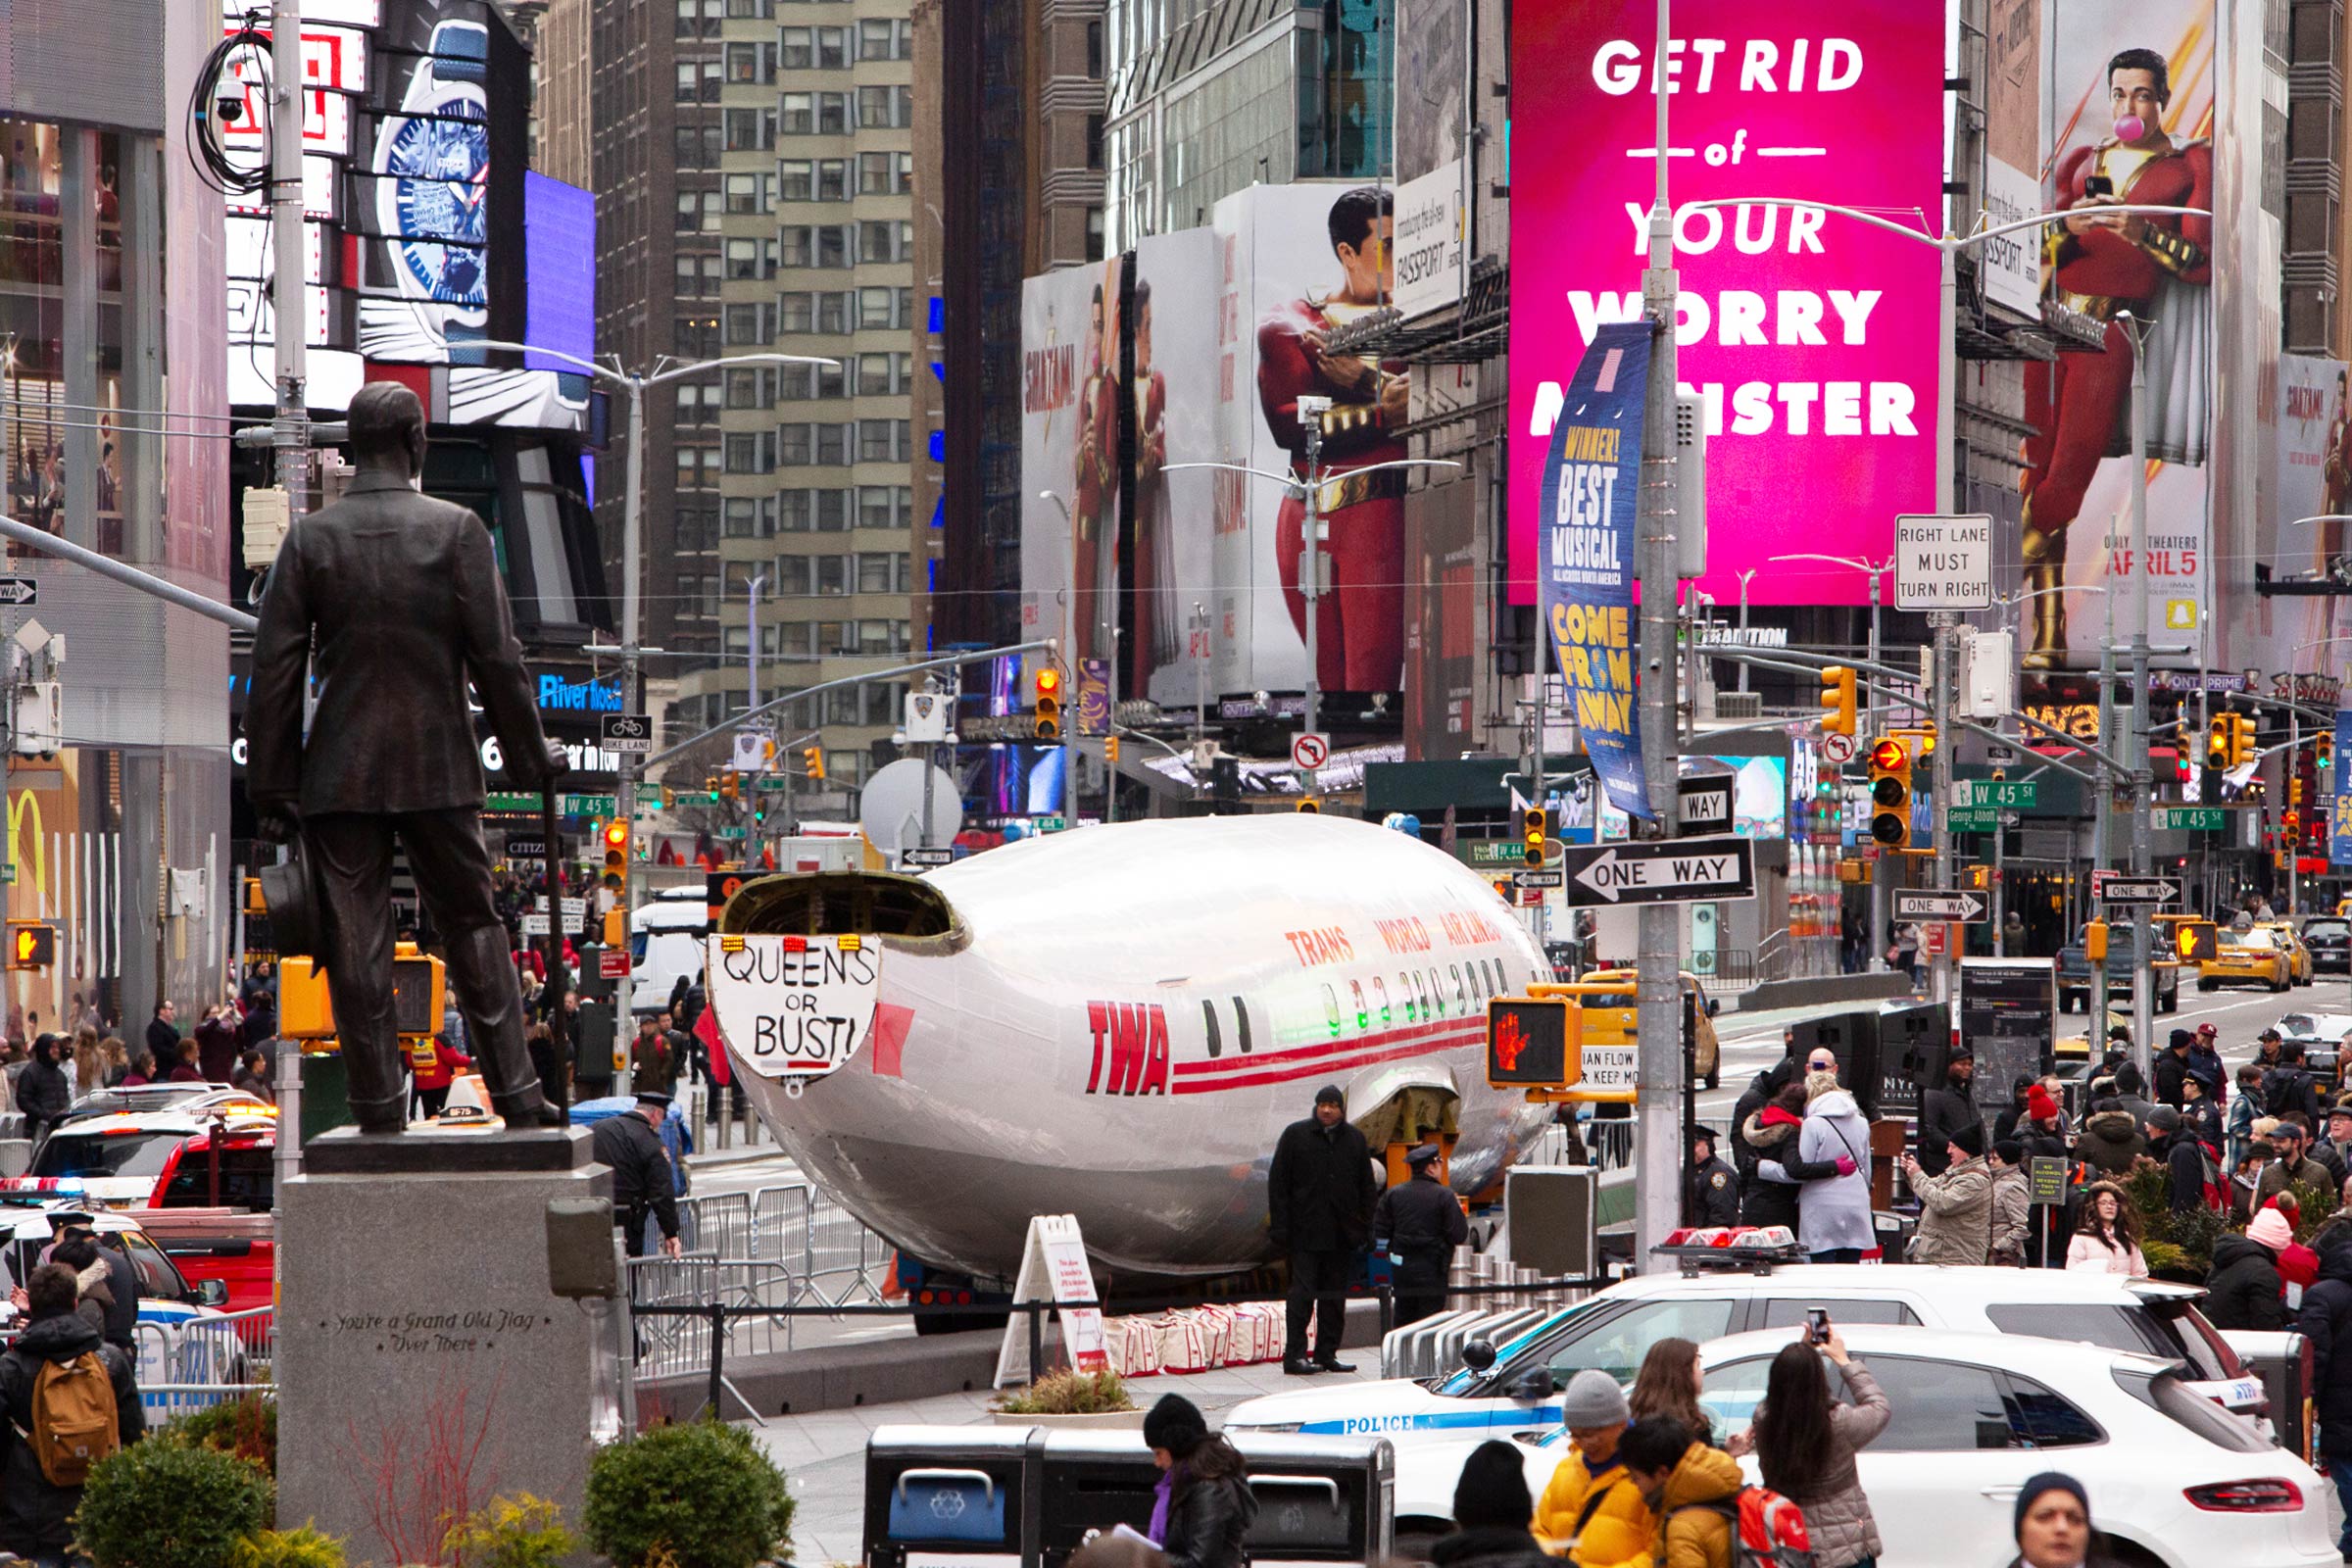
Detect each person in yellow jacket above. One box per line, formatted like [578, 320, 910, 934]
[1532, 1370, 1654, 1565]
[1619, 1416, 1745, 1568]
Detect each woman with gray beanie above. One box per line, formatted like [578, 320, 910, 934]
[2006, 1472, 2125, 1568]
[1142, 1394, 1255, 1568]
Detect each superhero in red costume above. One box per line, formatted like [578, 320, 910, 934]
[2323, 371, 2351, 574]
[1257, 185, 1410, 693]
[2020, 47, 2212, 668]
[1130, 279, 1173, 690]
[1071, 282, 1115, 667]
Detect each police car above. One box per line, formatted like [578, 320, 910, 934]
[1221, 1264, 2266, 1446]
[0, 1204, 250, 1410]
[5, 1103, 281, 1206]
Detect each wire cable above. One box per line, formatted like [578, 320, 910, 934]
[187, 12, 273, 198]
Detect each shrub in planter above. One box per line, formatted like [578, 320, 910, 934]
[75, 1439, 272, 1568]
[166, 1396, 278, 1477]
[583, 1418, 792, 1568]
[229, 1525, 347, 1568]
[994, 1370, 1133, 1415]
[442, 1493, 576, 1568]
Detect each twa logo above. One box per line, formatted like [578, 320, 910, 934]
[1492, 1012, 1529, 1073]
[1086, 1002, 1170, 1096]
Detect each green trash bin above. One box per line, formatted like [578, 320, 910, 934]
[295, 1049, 354, 1146]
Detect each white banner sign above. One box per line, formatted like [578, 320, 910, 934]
[1392, 160, 1466, 318]
[704, 934, 882, 1081]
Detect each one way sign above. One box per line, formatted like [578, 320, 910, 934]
[1559, 835, 1756, 908]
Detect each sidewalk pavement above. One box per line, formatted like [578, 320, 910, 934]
[739, 1356, 1374, 1566]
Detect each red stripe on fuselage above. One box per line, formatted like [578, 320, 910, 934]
[1169, 1028, 1484, 1094]
[1172, 1011, 1476, 1076]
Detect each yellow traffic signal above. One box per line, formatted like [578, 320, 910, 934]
[2291, 779, 2305, 808]
[1818, 666, 1857, 737]
[1523, 806, 1548, 866]
[2207, 716, 2230, 771]
[604, 907, 625, 947]
[602, 820, 629, 882]
[1034, 665, 1063, 742]
[660, 785, 675, 809]
[803, 744, 825, 782]
[721, 772, 739, 802]
[2229, 714, 2257, 768]
[1868, 737, 1911, 849]
[6, 921, 54, 970]
[1105, 734, 1121, 763]
[1297, 796, 1321, 813]
[2322, 733, 2336, 771]
[2083, 919, 2107, 963]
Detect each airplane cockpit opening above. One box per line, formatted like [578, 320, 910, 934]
[718, 870, 958, 943]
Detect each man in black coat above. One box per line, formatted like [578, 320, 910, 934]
[2296, 1229, 2352, 1558]
[2153, 1028, 2193, 1109]
[1728, 1055, 1791, 1186]
[54, 1214, 138, 1354]
[246, 381, 565, 1137]
[1684, 1125, 1740, 1228]
[1267, 1083, 1374, 1375]
[1916, 1045, 1977, 1177]
[2145, 1106, 2208, 1213]
[589, 1092, 683, 1257]
[0, 1263, 143, 1561]
[13, 1036, 69, 1145]
[1371, 1143, 1468, 1328]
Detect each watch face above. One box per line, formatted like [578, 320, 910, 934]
[385, 102, 488, 307]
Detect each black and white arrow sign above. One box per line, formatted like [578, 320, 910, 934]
[1893, 889, 1990, 923]
[2097, 876, 2180, 906]
[1560, 835, 1756, 908]
[0, 579, 36, 608]
[1677, 775, 1734, 837]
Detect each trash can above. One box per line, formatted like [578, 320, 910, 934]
[865, 1426, 1044, 1568]
[2220, 1329, 2312, 1461]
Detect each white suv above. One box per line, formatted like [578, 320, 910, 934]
[1222, 1265, 2263, 1463]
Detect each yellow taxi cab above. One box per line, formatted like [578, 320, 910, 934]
[1578, 967, 1723, 1090]
[2256, 921, 2316, 986]
[2199, 926, 2295, 993]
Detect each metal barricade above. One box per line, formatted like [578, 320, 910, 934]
[751, 1181, 812, 1266]
[677, 1191, 755, 1258]
[627, 1252, 720, 1382]
[129, 1306, 276, 1418]
[807, 1192, 887, 1307]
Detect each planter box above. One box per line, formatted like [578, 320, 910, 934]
[989, 1408, 1147, 1429]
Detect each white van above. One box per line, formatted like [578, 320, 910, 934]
[630, 887, 712, 1015]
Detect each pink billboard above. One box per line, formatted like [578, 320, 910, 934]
[1507, 4, 1948, 606]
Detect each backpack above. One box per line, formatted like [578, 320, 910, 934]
[1673, 1485, 1819, 1568]
[2265, 1067, 2314, 1120]
[22, 1349, 119, 1487]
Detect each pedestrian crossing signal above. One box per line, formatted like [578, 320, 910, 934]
[1487, 998, 1576, 1089]
[7, 921, 54, 970]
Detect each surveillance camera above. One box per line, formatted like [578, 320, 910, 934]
[217, 96, 244, 124]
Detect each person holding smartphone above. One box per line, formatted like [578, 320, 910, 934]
[1731, 1320, 1891, 1568]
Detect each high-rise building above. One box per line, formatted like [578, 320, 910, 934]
[658, 0, 925, 800]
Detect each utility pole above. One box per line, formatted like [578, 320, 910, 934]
[269, 0, 308, 1246]
[1298, 398, 1330, 746]
[1927, 239, 1958, 1008]
[1632, 0, 1684, 1264]
[2122, 312, 2155, 1083]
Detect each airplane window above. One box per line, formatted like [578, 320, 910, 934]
[1320, 984, 1341, 1039]
[1232, 996, 1252, 1054]
[1489, 959, 1505, 996]
[1399, 973, 1416, 1023]
[1372, 975, 1392, 1026]
[1451, 964, 1468, 1013]
[1349, 979, 1368, 1031]
[1426, 969, 1445, 1017]
[1412, 971, 1433, 1018]
[1201, 999, 1223, 1058]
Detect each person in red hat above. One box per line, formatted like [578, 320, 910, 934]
[2016, 1082, 2072, 1267]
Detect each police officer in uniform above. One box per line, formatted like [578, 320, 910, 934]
[1685, 1124, 1740, 1229]
[1371, 1143, 1468, 1328]
[591, 1090, 683, 1257]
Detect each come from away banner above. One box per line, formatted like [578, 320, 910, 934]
[1541, 319, 1653, 820]
[2334, 710, 2352, 867]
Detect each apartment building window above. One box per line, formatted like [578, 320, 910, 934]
[1086, 206, 1104, 262]
[816, 225, 848, 267]
[725, 239, 760, 280]
[675, 445, 720, 488]
[674, 382, 718, 423]
[855, 552, 896, 594]
[816, 159, 849, 201]
[1086, 115, 1104, 171]
[674, 63, 697, 100]
[857, 287, 892, 329]
[724, 304, 767, 345]
[779, 423, 812, 466]
[724, 109, 771, 151]
[858, 85, 909, 128]
[724, 497, 760, 537]
[816, 423, 850, 465]
[673, 255, 704, 297]
[776, 556, 812, 596]
[815, 489, 850, 530]
[858, 18, 911, 59]
[674, 0, 696, 35]
[817, 26, 848, 67]
[857, 485, 909, 529]
[858, 419, 907, 463]
[780, 160, 813, 201]
[817, 92, 850, 134]
[778, 490, 811, 531]
[816, 292, 851, 333]
[726, 43, 760, 81]
[1087, 19, 1102, 77]
[776, 622, 813, 660]
[702, 61, 722, 100]
[673, 315, 719, 358]
[725, 0, 768, 17]
[781, 26, 811, 66]
[816, 556, 848, 596]
[855, 354, 894, 395]
[780, 92, 812, 134]
[724, 173, 761, 215]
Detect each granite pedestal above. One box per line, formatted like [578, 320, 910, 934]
[278, 1128, 613, 1562]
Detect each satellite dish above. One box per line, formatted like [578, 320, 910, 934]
[858, 758, 962, 856]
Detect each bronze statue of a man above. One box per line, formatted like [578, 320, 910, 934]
[245, 382, 564, 1135]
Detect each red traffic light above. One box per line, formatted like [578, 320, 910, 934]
[1869, 738, 1908, 772]
[604, 821, 628, 851]
[1036, 667, 1061, 695]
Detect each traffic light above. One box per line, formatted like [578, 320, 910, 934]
[6, 921, 54, 970]
[1818, 666, 1857, 737]
[1297, 796, 1321, 813]
[660, 785, 675, 809]
[2229, 714, 2257, 767]
[804, 745, 825, 782]
[1034, 665, 1063, 742]
[1523, 806, 1548, 866]
[704, 773, 721, 802]
[2292, 779, 2305, 808]
[2083, 920, 2107, 964]
[1867, 737, 1912, 848]
[721, 772, 739, 802]
[1105, 735, 1121, 763]
[602, 820, 629, 882]
[2284, 809, 2303, 845]
[2207, 716, 2230, 771]
[2322, 733, 2335, 771]
[2176, 920, 2218, 962]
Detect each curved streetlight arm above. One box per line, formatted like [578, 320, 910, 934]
[1676, 198, 2212, 254]
[469, 340, 842, 389]
[644, 352, 841, 387]
[468, 338, 627, 388]
[1165, 457, 1464, 492]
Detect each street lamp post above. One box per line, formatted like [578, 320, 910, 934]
[472, 341, 838, 1039]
